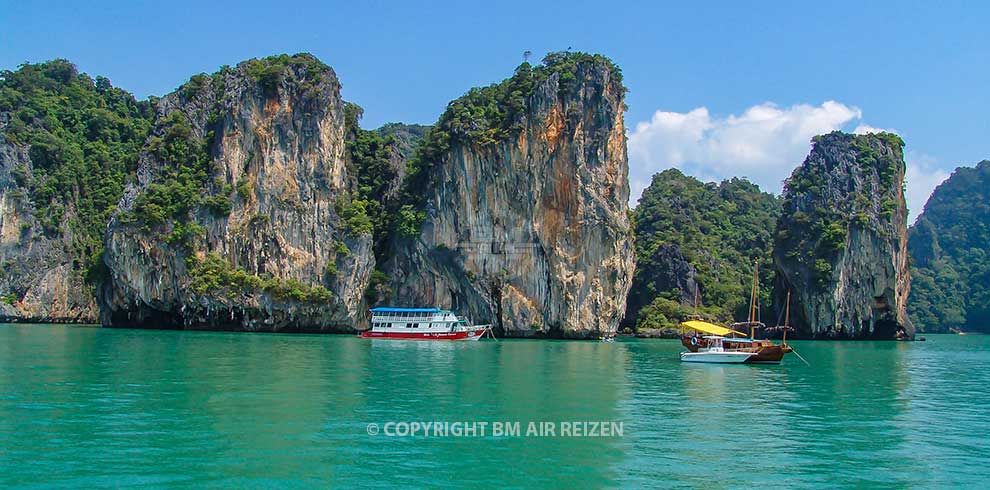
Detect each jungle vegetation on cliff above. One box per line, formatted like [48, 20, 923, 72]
[627, 169, 780, 331]
[908, 161, 990, 332]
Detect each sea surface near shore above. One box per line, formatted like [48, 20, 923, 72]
[1, 324, 987, 489]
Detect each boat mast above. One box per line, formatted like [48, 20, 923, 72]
[749, 260, 759, 339]
[783, 290, 791, 344]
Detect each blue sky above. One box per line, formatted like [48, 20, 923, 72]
[3, 0, 987, 219]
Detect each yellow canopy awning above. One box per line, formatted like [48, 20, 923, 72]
[679, 320, 746, 337]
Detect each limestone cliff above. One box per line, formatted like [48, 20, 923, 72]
[0, 139, 96, 321]
[628, 243, 699, 309]
[384, 53, 634, 338]
[100, 54, 373, 331]
[773, 131, 912, 339]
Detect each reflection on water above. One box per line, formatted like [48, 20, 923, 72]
[1, 325, 988, 489]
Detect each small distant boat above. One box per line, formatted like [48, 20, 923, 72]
[360, 307, 492, 341]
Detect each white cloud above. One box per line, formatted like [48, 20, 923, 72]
[628, 101, 863, 203]
[904, 151, 950, 224]
[628, 102, 948, 223]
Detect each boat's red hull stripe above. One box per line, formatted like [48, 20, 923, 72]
[359, 329, 484, 340]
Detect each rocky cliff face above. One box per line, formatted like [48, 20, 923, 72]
[773, 131, 912, 339]
[0, 139, 98, 321]
[628, 243, 698, 308]
[385, 54, 634, 338]
[100, 55, 374, 331]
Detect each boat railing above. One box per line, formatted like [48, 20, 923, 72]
[371, 314, 448, 322]
[369, 312, 486, 328]
[729, 321, 766, 329]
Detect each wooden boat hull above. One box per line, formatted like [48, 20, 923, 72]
[745, 345, 787, 363]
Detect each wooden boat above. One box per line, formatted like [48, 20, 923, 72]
[679, 261, 793, 364]
[679, 327, 791, 364]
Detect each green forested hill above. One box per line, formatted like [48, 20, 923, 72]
[626, 169, 781, 330]
[0, 60, 153, 286]
[908, 160, 990, 332]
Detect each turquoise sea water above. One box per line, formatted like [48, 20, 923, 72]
[1, 324, 988, 489]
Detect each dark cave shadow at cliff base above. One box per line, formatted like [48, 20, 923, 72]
[101, 307, 359, 334]
[0, 317, 98, 325]
[782, 319, 906, 340]
[871, 318, 901, 339]
[104, 307, 183, 330]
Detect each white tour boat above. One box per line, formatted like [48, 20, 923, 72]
[360, 307, 491, 341]
[679, 336, 758, 364]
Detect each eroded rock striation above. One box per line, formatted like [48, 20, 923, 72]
[385, 53, 635, 338]
[773, 131, 912, 339]
[0, 140, 97, 321]
[100, 55, 374, 331]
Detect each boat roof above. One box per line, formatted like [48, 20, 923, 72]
[370, 307, 444, 313]
[700, 336, 758, 342]
[680, 320, 746, 337]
